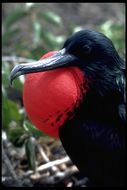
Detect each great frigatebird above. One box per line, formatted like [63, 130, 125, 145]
[10, 29, 125, 187]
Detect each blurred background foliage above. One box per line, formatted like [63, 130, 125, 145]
[2, 3, 125, 170]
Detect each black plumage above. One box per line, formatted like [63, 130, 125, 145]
[10, 29, 126, 187]
[59, 30, 125, 187]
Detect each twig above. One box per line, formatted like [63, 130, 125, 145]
[25, 156, 71, 176]
[37, 144, 50, 162]
[2, 137, 22, 186]
[53, 165, 78, 182]
[37, 144, 58, 172]
[2, 132, 18, 181]
[2, 142, 17, 181]
[31, 166, 78, 185]
[42, 166, 78, 185]
[37, 156, 70, 172]
[2, 56, 35, 64]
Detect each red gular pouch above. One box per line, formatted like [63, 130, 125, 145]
[23, 51, 88, 137]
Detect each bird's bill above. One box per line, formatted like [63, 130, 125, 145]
[9, 48, 77, 85]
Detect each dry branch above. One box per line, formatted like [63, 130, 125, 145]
[2, 56, 35, 64]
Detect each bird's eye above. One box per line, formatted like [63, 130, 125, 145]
[65, 42, 92, 58]
[83, 45, 91, 54]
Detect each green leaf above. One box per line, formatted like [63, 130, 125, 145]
[25, 137, 36, 171]
[12, 76, 24, 91]
[23, 120, 43, 137]
[97, 22, 125, 59]
[2, 95, 22, 129]
[2, 28, 20, 45]
[41, 30, 60, 50]
[4, 8, 27, 28]
[2, 60, 24, 91]
[8, 127, 26, 147]
[28, 47, 47, 60]
[32, 20, 42, 47]
[2, 61, 11, 88]
[38, 11, 62, 26]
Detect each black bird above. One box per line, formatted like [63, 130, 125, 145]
[10, 29, 125, 187]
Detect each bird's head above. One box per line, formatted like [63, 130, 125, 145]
[10, 29, 124, 137]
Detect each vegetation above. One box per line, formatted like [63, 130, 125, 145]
[2, 3, 125, 171]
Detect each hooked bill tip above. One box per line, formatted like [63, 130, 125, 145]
[9, 64, 23, 85]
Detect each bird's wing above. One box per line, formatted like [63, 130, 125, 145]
[116, 69, 126, 124]
[59, 119, 125, 186]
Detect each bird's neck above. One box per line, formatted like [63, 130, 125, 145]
[68, 89, 122, 128]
